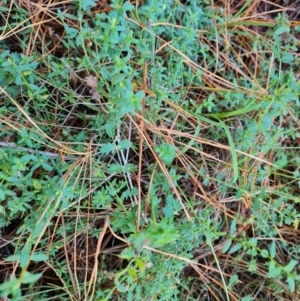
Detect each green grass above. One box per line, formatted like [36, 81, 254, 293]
[0, 0, 300, 300]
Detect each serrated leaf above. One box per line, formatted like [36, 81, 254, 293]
[118, 140, 131, 150]
[100, 143, 115, 155]
[274, 25, 290, 37]
[228, 274, 239, 288]
[155, 142, 176, 165]
[163, 204, 174, 218]
[123, 163, 137, 173]
[108, 163, 123, 173]
[105, 122, 115, 138]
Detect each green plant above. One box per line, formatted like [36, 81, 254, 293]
[0, 0, 300, 300]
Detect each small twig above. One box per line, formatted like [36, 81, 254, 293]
[0, 141, 77, 161]
[252, 279, 265, 300]
[87, 215, 110, 301]
[115, 125, 138, 205]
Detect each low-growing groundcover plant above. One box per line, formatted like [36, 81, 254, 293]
[0, 0, 299, 300]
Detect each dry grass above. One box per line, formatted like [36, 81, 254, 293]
[0, 0, 299, 300]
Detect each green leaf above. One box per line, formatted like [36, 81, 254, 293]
[286, 276, 295, 292]
[206, 102, 262, 118]
[123, 1, 134, 11]
[155, 142, 176, 165]
[115, 282, 128, 293]
[229, 219, 236, 235]
[32, 179, 42, 190]
[260, 249, 269, 258]
[267, 261, 282, 278]
[107, 163, 136, 174]
[248, 237, 257, 246]
[163, 203, 174, 218]
[269, 241, 276, 258]
[21, 271, 42, 284]
[31, 253, 48, 262]
[283, 259, 297, 273]
[0, 189, 5, 201]
[79, 0, 97, 12]
[105, 122, 116, 138]
[5, 254, 21, 262]
[118, 140, 131, 150]
[275, 154, 288, 168]
[240, 296, 252, 301]
[127, 267, 137, 280]
[149, 220, 179, 247]
[274, 25, 290, 36]
[0, 277, 19, 292]
[100, 143, 115, 155]
[0, 203, 5, 216]
[228, 274, 239, 288]
[229, 242, 243, 254]
[119, 247, 136, 260]
[20, 245, 30, 268]
[122, 163, 137, 173]
[42, 162, 53, 171]
[108, 163, 123, 173]
[222, 239, 233, 254]
[32, 219, 47, 240]
[135, 258, 146, 271]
